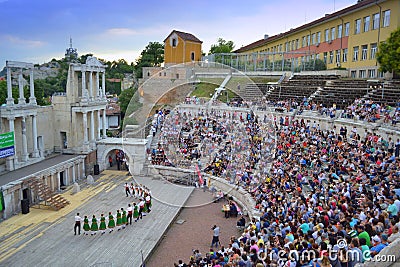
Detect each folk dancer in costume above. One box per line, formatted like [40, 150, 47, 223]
[116, 210, 122, 230]
[145, 193, 152, 213]
[134, 185, 139, 198]
[133, 203, 139, 222]
[124, 183, 131, 197]
[108, 212, 115, 233]
[74, 213, 82, 235]
[130, 183, 134, 197]
[99, 214, 107, 234]
[90, 215, 98, 235]
[83, 215, 90, 235]
[138, 199, 145, 220]
[127, 204, 133, 225]
[121, 208, 127, 229]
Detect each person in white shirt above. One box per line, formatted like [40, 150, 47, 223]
[74, 213, 82, 235]
[127, 204, 133, 225]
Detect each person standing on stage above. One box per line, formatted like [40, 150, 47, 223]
[121, 208, 127, 229]
[116, 210, 122, 230]
[83, 215, 90, 235]
[108, 212, 115, 233]
[133, 203, 139, 222]
[74, 213, 82, 235]
[127, 204, 133, 225]
[124, 183, 131, 197]
[90, 215, 98, 235]
[138, 199, 145, 220]
[145, 193, 152, 213]
[99, 214, 106, 234]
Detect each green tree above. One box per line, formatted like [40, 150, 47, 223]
[118, 86, 137, 116]
[134, 42, 164, 78]
[377, 28, 400, 74]
[0, 80, 6, 105]
[314, 59, 327, 71]
[209, 38, 235, 54]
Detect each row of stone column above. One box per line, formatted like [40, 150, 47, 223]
[6, 67, 36, 106]
[41, 161, 85, 192]
[82, 109, 107, 146]
[81, 70, 106, 100]
[8, 115, 39, 162]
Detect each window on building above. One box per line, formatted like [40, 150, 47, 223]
[296, 39, 299, 49]
[164, 72, 166, 76]
[355, 19, 361, 34]
[338, 25, 342, 38]
[368, 69, 376, 78]
[373, 13, 380, 29]
[279, 44, 282, 52]
[302, 36, 306, 47]
[312, 33, 316, 45]
[325, 29, 329, 42]
[361, 45, 368, 60]
[342, 48, 348, 62]
[307, 35, 310, 46]
[159, 72, 161, 76]
[331, 27, 336, 41]
[378, 71, 384, 78]
[383, 10, 390, 27]
[336, 50, 341, 64]
[176, 73, 179, 79]
[353, 46, 359, 61]
[363, 16, 370, 32]
[351, 71, 357, 78]
[370, 43, 377, 59]
[172, 38, 177, 47]
[291, 41, 294, 51]
[191, 52, 195, 61]
[316, 54, 320, 59]
[329, 51, 334, 64]
[359, 70, 366, 78]
[317, 32, 321, 43]
[344, 22, 350, 36]
[323, 52, 327, 64]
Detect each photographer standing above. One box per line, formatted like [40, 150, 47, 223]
[210, 225, 220, 248]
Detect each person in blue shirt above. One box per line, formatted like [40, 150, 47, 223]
[370, 236, 387, 257]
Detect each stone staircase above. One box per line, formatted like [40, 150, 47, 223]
[29, 179, 70, 210]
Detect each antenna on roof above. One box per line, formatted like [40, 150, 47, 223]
[70, 37, 73, 49]
[334, 0, 336, 12]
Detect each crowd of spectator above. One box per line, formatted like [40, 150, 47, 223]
[155, 104, 400, 267]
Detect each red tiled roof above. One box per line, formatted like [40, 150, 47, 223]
[235, 0, 377, 53]
[106, 103, 121, 115]
[164, 30, 203, 43]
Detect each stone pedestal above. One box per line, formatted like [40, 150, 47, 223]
[72, 182, 80, 194]
[6, 157, 15, 171]
[86, 175, 94, 185]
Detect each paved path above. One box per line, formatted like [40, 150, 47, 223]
[0, 170, 193, 267]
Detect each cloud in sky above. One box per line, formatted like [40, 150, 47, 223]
[0, 0, 357, 69]
[1, 35, 46, 48]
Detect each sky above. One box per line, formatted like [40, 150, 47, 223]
[0, 0, 357, 69]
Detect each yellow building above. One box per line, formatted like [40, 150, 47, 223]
[164, 30, 202, 66]
[235, 0, 399, 78]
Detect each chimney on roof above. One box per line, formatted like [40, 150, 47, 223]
[264, 34, 269, 40]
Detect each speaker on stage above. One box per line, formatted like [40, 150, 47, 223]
[94, 164, 100, 175]
[21, 199, 30, 214]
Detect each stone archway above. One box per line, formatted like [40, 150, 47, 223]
[96, 138, 147, 175]
[105, 148, 130, 171]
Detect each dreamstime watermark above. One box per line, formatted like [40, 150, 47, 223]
[256, 239, 396, 264]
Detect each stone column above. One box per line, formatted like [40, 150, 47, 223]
[102, 72, 106, 99]
[6, 67, 14, 105]
[90, 111, 95, 143]
[18, 70, 26, 105]
[56, 172, 61, 191]
[6, 117, 16, 171]
[29, 68, 37, 105]
[77, 162, 80, 180]
[72, 165, 76, 183]
[81, 70, 87, 99]
[8, 116, 15, 132]
[83, 111, 88, 144]
[96, 72, 100, 98]
[21, 116, 28, 161]
[82, 160, 86, 178]
[102, 109, 107, 138]
[31, 115, 39, 157]
[89, 71, 93, 100]
[97, 110, 101, 140]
